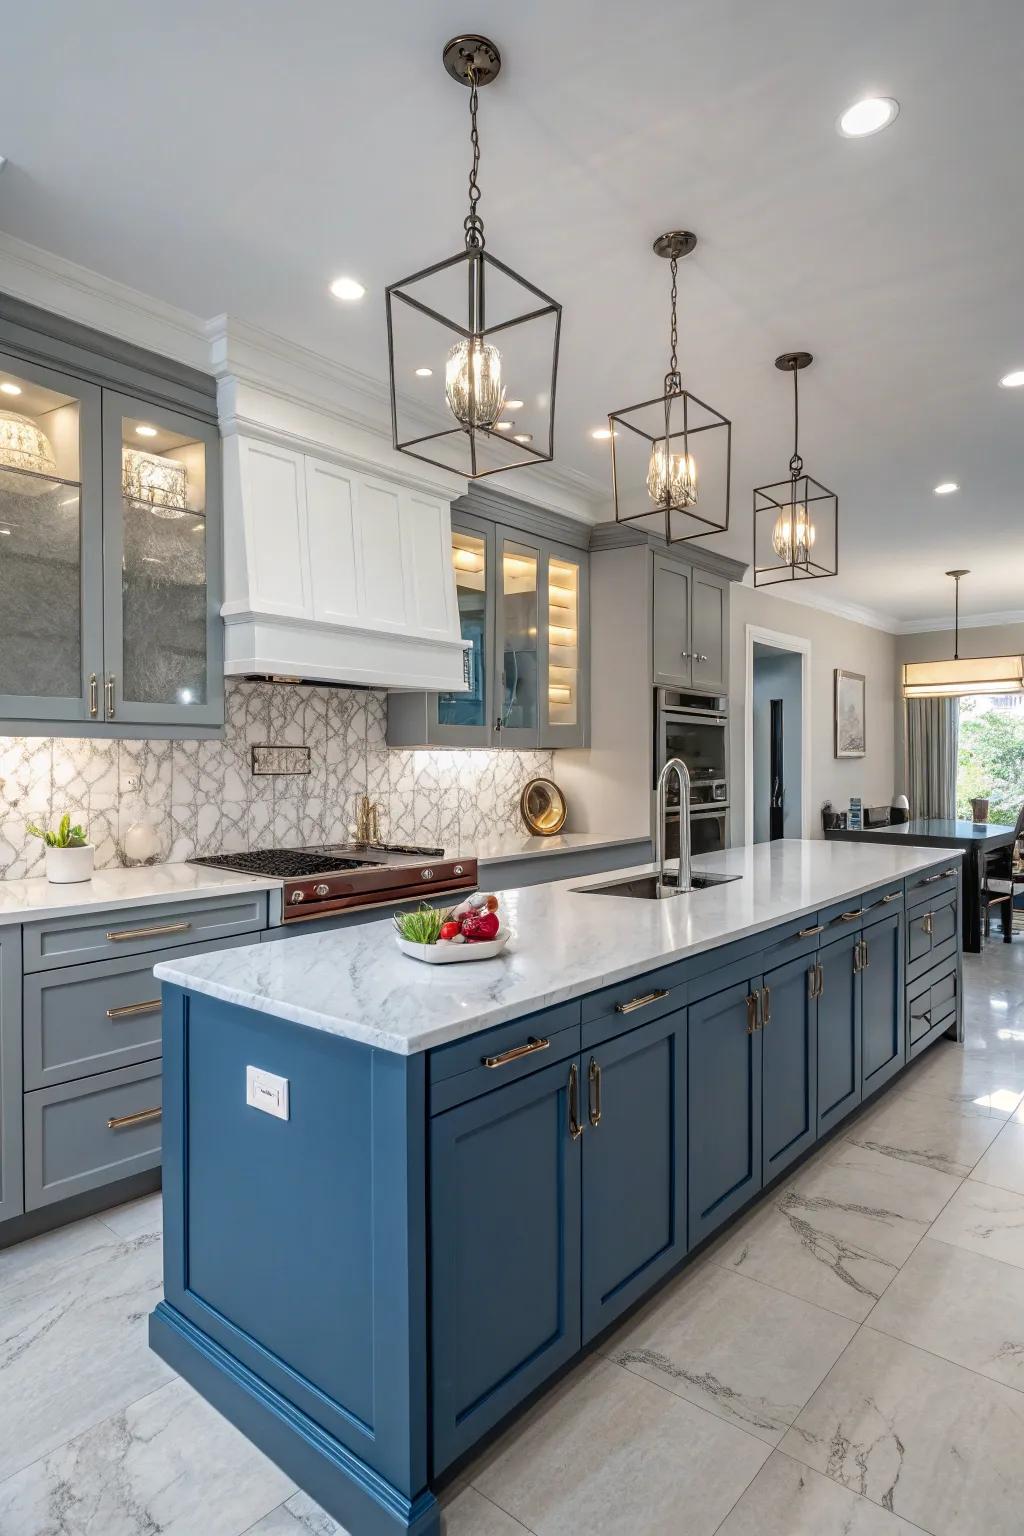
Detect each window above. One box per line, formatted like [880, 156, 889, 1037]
[956, 694, 1024, 824]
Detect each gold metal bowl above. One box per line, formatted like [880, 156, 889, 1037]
[520, 777, 567, 836]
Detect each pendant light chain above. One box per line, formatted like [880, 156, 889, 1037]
[464, 68, 486, 250]
[665, 256, 682, 395]
[789, 366, 803, 477]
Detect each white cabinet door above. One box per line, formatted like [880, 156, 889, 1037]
[238, 440, 309, 619]
[304, 459, 359, 625]
[353, 476, 408, 629]
[400, 491, 457, 639]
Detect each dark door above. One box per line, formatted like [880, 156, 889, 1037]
[762, 952, 818, 1182]
[769, 699, 785, 840]
[817, 930, 863, 1134]
[688, 979, 763, 1247]
[581, 1010, 687, 1342]
[860, 912, 905, 1094]
[430, 1057, 582, 1471]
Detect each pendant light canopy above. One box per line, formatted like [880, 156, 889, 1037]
[385, 36, 562, 481]
[608, 232, 731, 544]
[903, 571, 1024, 697]
[753, 352, 838, 586]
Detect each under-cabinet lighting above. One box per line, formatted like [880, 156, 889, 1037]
[135, 424, 158, 438]
[548, 685, 572, 702]
[453, 548, 484, 572]
[549, 624, 577, 644]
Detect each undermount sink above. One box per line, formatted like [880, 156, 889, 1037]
[575, 870, 742, 900]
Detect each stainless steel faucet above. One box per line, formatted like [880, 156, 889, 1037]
[655, 757, 692, 896]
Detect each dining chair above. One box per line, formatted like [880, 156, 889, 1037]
[981, 802, 1024, 943]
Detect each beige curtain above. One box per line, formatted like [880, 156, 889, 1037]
[906, 697, 959, 819]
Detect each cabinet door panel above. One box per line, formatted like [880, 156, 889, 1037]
[907, 909, 932, 967]
[817, 932, 862, 1133]
[431, 1058, 581, 1471]
[652, 555, 691, 689]
[762, 954, 817, 1182]
[0, 928, 23, 1222]
[861, 912, 905, 1094]
[541, 540, 589, 749]
[582, 1011, 686, 1341]
[305, 459, 359, 624]
[688, 980, 762, 1247]
[495, 530, 540, 747]
[691, 570, 727, 693]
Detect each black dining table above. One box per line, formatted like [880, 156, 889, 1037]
[825, 818, 1018, 952]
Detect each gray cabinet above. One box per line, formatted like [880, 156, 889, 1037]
[652, 553, 728, 695]
[389, 509, 590, 750]
[24, 1058, 163, 1210]
[0, 928, 23, 1223]
[691, 569, 728, 693]
[652, 554, 692, 689]
[0, 310, 222, 737]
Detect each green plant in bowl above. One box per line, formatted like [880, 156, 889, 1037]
[393, 905, 454, 945]
[26, 812, 88, 848]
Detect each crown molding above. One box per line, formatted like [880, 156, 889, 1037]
[894, 609, 1024, 636]
[742, 574, 900, 633]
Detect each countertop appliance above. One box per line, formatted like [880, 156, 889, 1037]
[190, 843, 477, 924]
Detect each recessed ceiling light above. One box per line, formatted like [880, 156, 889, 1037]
[591, 427, 614, 440]
[505, 399, 524, 410]
[933, 481, 959, 495]
[135, 424, 158, 438]
[494, 421, 513, 431]
[0, 381, 22, 396]
[999, 369, 1024, 389]
[837, 96, 899, 138]
[414, 366, 433, 378]
[329, 275, 366, 302]
[513, 433, 533, 444]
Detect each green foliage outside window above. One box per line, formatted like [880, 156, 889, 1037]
[957, 701, 1024, 825]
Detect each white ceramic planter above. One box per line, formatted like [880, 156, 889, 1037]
[45, 843, 95, 884]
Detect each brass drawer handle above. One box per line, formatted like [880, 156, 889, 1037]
[877, 892, 900, 905]
[615, 987, 669, 1015]
[106, 998, 161, 1020]
[839, 909, 864, 922]
[105, 921, 191, 942]
[942, 868, 958, 877]
[107, 1106, 161, 1131]
[588, 1056, 602, 1127]
[798, 924, 824, 937]
[760, 985, 772, 1026]
[918, 873, 943, 885]
[483, 1035, 550, 1069]
[568, 1062, 583, 1141]
[88, 673, 98, 718]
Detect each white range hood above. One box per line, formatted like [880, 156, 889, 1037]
[220, 435, 469, 690]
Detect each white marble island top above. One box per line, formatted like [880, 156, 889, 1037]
[154, 840, 962, 1056]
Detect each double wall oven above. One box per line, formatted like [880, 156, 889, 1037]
[655, 689, 729, 857]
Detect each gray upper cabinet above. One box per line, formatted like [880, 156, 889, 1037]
[388, 497, 590, 751]
[653, 552, 729, 696]
[0, 298, 223, 737]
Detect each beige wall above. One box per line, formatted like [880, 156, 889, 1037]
[729, 586, 898, 843]
[893, 621, 1024, 794]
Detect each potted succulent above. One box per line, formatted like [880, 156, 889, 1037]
[27, 812, 95, 883]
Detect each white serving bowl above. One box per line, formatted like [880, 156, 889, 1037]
[395, 927, 511, 964]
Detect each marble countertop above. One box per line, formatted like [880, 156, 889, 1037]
[0, 863, 280, 927]
[154, 839, 962, 1056]
[466, 830, 648, 864]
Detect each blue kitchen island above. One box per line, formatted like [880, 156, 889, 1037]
[149, 840, 964, 1536]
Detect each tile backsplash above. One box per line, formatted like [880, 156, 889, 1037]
[0, 681, 554, 879]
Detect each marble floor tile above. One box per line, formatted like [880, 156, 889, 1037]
[927, 1179, 1024, 1269]
[446, 1487, 535, 1535]
[715, 1142, 960, 1321]
[715, 1449, 923, 1536]
[969, 1119, 1024, 1196]
[0, 1227, 172, 1482]
[471, 1355, 768, 1536]
[95, 1191, 164, 1242]
[604, 1261, 856, 1444]
[868, 1235, 1024, 1391]
[781, 1326, 1024, 1534]
[900, 1040, 1024, 1117]
[843, 1085, 1004, 1177]
[0, 1376, 294, 1536]
[0, 1213, 116, 1285]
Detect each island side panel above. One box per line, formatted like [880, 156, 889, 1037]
[153, 984, 433, 1532]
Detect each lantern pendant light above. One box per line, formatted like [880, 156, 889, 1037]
[385, 37, 562, 480]
[902, 570, 1024, 697]
[608, 231, 731, 544]
[753, 352, 838, 586]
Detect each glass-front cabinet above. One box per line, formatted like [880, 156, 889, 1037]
[0, 356, 103, 724]
[0, 335, 222, 735]
[102, 392, 222, 728]
[387, 510, 589, 750]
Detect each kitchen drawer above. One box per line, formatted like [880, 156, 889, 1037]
[581, 961, 689, 1048]
[906, 890, 958, 983]
[907, 960, 959, 1059]
[23, 891, 269, 973]
[819, 898, 866, 939]
[758, 913, 825, 967]
[906, 865, 960, 911]
[24, 1059, 162, 1210]
[862, 884, 904, 927]
[429, 1002, 581, 1114]
[22, 935, 259, 1091]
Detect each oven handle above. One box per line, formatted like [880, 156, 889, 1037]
[666, 806, 728, 820]
[660, 708, 728, 724]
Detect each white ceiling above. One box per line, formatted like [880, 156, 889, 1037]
[1, 0, 1022, 624]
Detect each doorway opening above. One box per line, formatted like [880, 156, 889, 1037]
[744, 625, 812, 843]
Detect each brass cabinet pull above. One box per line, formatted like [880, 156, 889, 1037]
[815, 961, 824, 998]
[588, 1057, 602, 1127]
[919, 873, 943, 885]
[877, 892, 899, 905]
[941, 867, 958, 877]
[615, 987, 669, 1015]
[746, 993, 761, 1033]
[860, 937, 870, 969]
[482, 1035, 550, 1069]
[922, 912, 934, 936]
[105, 675, 116, 718]
[840, 909, 864, 922]
[853, 938, 867, 973]
[107, 1106, 161, 1131]
[807, 964, 819, 999]
[568, 1063, 583, 1141]
[760, 985, 772, 1027]
[798, 924, 824, 937]
[106, 998, 161, 1021]
[88, 673, 98, 718]
[105, 920, 191, 942]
